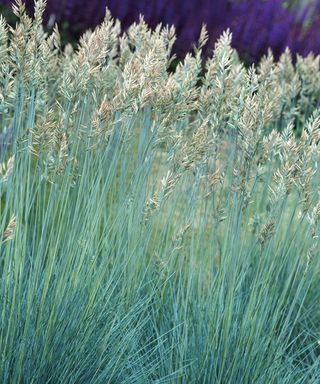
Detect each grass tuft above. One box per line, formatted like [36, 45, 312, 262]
[0, 1, 319, 383]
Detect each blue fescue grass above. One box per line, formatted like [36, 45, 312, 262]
[0, 1, 319, 383]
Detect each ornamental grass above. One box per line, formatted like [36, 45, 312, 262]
[0, 1, 319, 382]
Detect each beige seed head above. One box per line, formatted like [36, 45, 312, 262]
[3, 215, 17, 241]
[259, 219, 275, 246]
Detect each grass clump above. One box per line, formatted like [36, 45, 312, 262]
[0, 1, 320, 382]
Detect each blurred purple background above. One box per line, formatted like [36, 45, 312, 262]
[1, 0, 320, 62]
